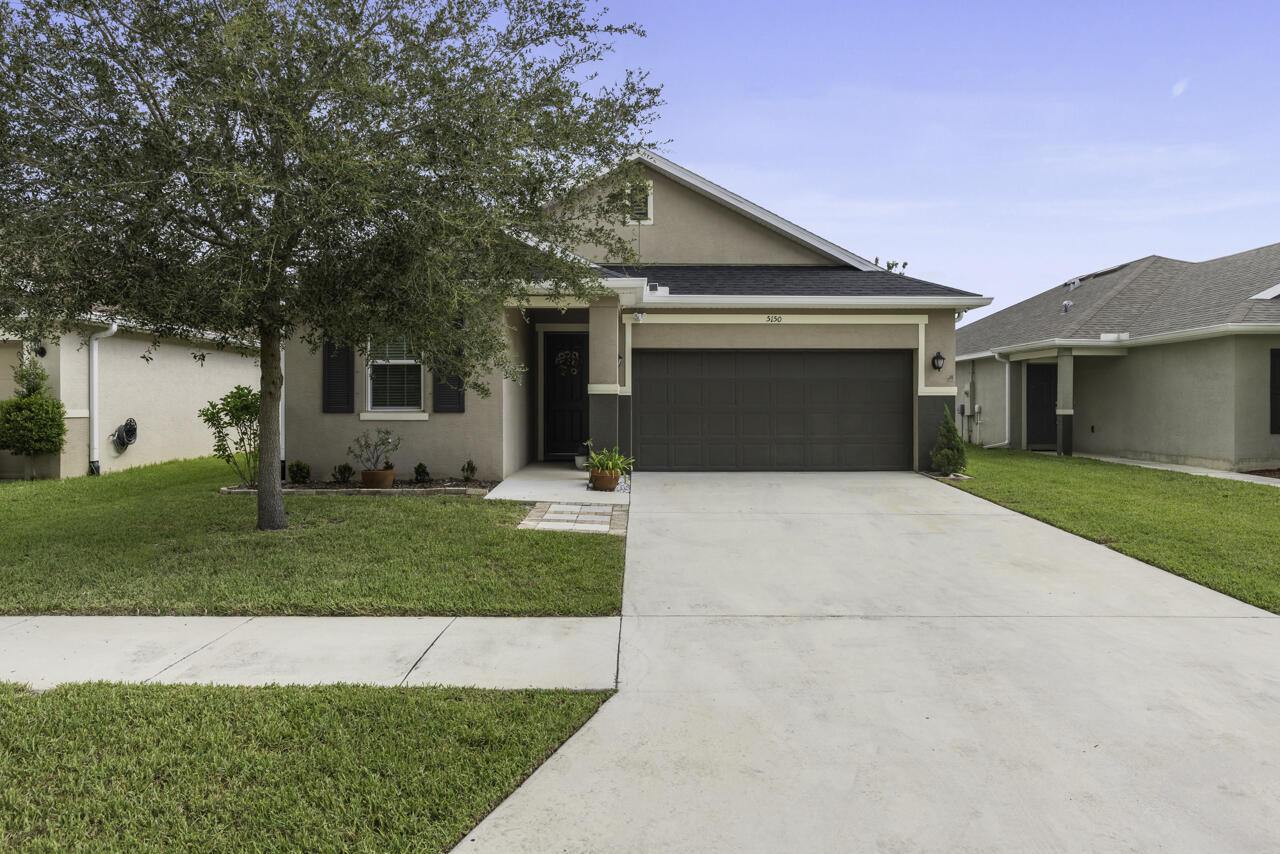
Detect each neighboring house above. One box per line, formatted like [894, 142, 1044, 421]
[284, 151, 990, 479]
[956, 241, 1280, 471]
[0, 326, 257, 479]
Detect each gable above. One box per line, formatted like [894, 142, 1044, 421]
[574, 166, 841, 266]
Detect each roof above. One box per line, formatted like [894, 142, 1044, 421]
[629, 151, 879, 270]
[602, 265, 981, 299]
[957, 241, 1280, 355]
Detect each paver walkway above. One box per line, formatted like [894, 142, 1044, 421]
[0, 616, 619, 690]
[454, 471, 1280, 853]
[518, 502, 628, 535]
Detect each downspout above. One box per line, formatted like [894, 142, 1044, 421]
[983, 353, 1012, 449]
[279, 343, 286, 482]
[88, 322, 119, 475]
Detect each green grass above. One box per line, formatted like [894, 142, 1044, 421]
[0, 682, 608, 852]
[0, 458, 623, 616]
[952, 446, 1280, 614]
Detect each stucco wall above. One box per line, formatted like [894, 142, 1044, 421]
[574, 167, 838, 266]
[1072, 338, 1238, 467]
[1232, 335, 1280, 469]
[957, 356, 1010, 446]
[501, 309, 536, 477]
[0, 342, 22, 478]
[284, 337, 508, 482]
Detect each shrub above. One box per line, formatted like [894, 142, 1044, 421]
[413, 462, 430, 483]
[287, 460, 311, 484]
[198, 385, 260, 486]
[460, 458, 477, 481]
[929, 405, 967, 476]
[586, 445, 634, 475]
[348, 428, 401, 471]
[331, 462, 355, 484]
[0, 359, 67, 457]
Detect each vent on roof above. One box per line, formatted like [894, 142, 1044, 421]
[1062, 300, 1073, 313]
[1066, 278, 1082, 291]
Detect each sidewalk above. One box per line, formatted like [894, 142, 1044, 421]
[1078, 453, 1280, 488]
[0, 616, 619, 691]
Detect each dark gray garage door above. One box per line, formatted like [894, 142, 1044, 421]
[632, 350, 913, 471]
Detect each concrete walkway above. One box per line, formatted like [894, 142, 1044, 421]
[1078, 453, 1280, 487]
[455, 471, 1280, 853]
[0, 616, 619, 690]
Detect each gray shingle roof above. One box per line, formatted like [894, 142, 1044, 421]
[957, 241, 1280, 355]
[602, 265, 979, 298]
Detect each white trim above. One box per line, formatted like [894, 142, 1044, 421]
[64, 409, 89, 419]
[358, 411, 430, 422]
[587, 383, 620, 394]
[988, 323, 1280, 358]
[620, 319, 633, 395]
[536, 323, 589, 461]
[366, 340, 424, 413]
[631, 151, 880, 269]
[632, 293, 992, 310]
[919, 386, 958, 396]
[1056, 409, 1075, 416]
[623, 312, 930, 325]
[1250, 283, 1280, 300]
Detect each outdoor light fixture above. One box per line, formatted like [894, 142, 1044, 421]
[931, 352, 946, 371]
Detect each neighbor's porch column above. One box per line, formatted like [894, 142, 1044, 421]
[588, 296, 620, 449]
[1057, 348, 1074, 456]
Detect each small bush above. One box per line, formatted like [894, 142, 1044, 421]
[199, 385, 260, 486]
[929, 405, 967, 476]
[461, 458, 477, 481]
[331, 462, 354, 484]
[0, 393, 67, 456]
[413, 462, 430, 483]
[287, 460, 311, 484]
[348, 428, 401, 472]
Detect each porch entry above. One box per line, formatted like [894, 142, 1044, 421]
[543, 331, 590, 459]
[1026, 362, 1057, 449]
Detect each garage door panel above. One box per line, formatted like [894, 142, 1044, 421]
[633, 349, 912, 471]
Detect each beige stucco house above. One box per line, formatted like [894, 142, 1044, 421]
[956, 241, 1280, 471]
[1, 326, 257, 479]
[284, 151, 990, 480]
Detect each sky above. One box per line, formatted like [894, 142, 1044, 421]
[595, 0, 1280, 322]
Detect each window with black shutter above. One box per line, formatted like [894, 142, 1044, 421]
[1271, 349, 1280, 434]
[433, 374, 465, 413]
[321, 342, 355, 413]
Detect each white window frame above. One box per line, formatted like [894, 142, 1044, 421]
[626, 180, 654, 226]
[366, 341, 424, 412]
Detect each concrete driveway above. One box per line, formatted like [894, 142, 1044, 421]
[455, 472, 1280, 853]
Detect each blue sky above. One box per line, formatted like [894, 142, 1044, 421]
[599, 0, 1280, 321]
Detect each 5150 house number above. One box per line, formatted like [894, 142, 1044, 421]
[765, 315, 783, 323]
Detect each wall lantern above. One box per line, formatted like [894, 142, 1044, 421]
[931, 352, 946, 371]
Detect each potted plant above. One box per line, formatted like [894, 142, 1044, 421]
[348, 428, 402, 488]
[574, 440, 591, 471]
[586, 445, 634, 492]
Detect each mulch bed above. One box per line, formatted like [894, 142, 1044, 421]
[219, 478, 496, 497]
[293, 478, 500, 491]
[1246, 469, 1280, 480]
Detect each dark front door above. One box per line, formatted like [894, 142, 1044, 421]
[543, 331, 589, 458]
[1026, 363, 1058, 448]
[632, 349, 913, 471]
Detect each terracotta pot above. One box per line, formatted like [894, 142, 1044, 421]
[589, 469, 621, 491]
[361, 468, 395, 488]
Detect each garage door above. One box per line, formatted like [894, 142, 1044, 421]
[632, 350, 913, 471]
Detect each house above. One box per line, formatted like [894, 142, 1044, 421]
[283, 152, 990, 479]
[1, 326, 257, 479]
[955, 241, 1280, 471]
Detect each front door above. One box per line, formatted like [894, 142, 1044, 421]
[1026, 363, 1058, 448]
[543, 331, 589, 459]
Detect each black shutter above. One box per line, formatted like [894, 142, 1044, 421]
[433, 374, 465, 413]
[322, 342, 355, 413]
[1271, 349, 1280, 434]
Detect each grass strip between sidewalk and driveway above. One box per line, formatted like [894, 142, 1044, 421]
[950, 446, 1280, 615]
[0, 682, 609, 852]
[0, 458, 623, 616]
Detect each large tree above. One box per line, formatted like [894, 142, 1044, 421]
[0, 0, 660, 528]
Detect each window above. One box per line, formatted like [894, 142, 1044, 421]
[1271, 349, 1280, 434]
[627, 180, 653, 225]
[368, 340, 422, 410]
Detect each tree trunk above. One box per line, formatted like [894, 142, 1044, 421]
[256, 326, 287, 530]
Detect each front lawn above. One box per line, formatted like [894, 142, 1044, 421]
[0, 682, 607, 852]
[952, 446, 1280, 614]
[0, 458, 623, 616]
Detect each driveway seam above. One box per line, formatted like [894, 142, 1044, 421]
[0, 616, 35, 635]
[398, 617, 457, 686]
[142, 616, 257, 683]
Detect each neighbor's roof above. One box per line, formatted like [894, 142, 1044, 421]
[957, 241, 1280, 355]
[603, 265, 981, 299]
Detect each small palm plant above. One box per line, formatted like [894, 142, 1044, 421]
[586, 445, 634, 492]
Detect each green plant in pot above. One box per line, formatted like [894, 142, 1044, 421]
[586, 446, 634, 492]
[348, 428, 402, 488]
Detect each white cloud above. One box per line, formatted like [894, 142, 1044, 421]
[1172, 77, 1191, 97]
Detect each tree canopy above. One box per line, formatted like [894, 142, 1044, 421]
[0, 0, 661, 527]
